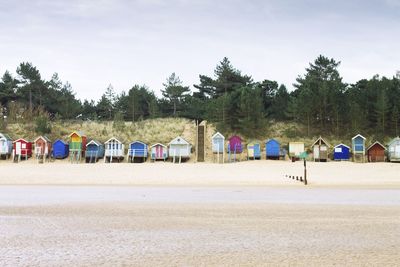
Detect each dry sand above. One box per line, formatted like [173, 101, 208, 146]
[1, 161, 400, 266]
[0, 160, 399, 188]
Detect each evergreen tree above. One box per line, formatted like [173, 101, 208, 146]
[161, 73, 190, 116]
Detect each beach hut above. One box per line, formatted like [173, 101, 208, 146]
[169, 136, 191, 163]
[34, 136, 51, 162]
[311, 137, 330, 162]
[104, 137, 124, 163]
[367, 141, 386, 162]
[0, 133, 13, 159]
[289, 142, 305, 161]
[352, 134, 366, 162]
[388, 137, 400, 162]
[150, 143, 168, 161]
[333, 144, 350, 161]
[52, 139, 69, 159]
[12, 138, 32, 161]
[227, 135, 243, 162]
[247, 142, 261, 160]
[85, 140, 105, 163]
[68, 131, 87, 162]
[265, 139, 280, 159]
[128, 141, 148, 163]
[212, 132, 225, 163]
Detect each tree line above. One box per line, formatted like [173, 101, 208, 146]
[1, 56, 399, 138]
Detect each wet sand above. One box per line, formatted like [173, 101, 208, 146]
[1, 186, 400, 266]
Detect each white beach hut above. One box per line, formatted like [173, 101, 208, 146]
[168, 136, 191, 163]
[104, 137, 125, 163]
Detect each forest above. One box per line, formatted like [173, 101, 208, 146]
[0, 55, 399, 139]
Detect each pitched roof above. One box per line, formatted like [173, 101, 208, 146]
[212, 132, 225, 139]
[13, 138, 31, 143]
[68, 131, 86, 137]
[86, 140, 101, 147]
[367, 141, 386, 151]
[352, 134, 366, 140]
[169, 136, 190, 145]
[265, 138, 279, 144]
[311, 136, 330, 147]
[105, 137, 122, 144]
[388, 137, 400, 146]
[150, 143, 167, 148]
[53, 139, 68, 145]
[34, 136, 51, 143]
[129, 140, 147, 146]
[334, 143, 350, 149]
[0, 133, 12, 140]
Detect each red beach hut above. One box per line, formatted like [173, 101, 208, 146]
[13, 138, 33, 161]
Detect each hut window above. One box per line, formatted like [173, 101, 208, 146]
[22, 143, 26, 149]
[335, 147, 342, 153]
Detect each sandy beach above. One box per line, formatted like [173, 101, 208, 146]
[1, 161, 400, 266]
[0, 160, 400, 188]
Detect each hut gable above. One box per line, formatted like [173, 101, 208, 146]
[34, 136, 51, 143]
[169, 136, 190, 146]
[311, 136, 330, 148]
[388, 137, 400, 162]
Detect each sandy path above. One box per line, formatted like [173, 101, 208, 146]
[0, 161, 399, 188]
[1, 186, 400, 266]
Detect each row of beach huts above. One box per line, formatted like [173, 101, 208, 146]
[0, 131, 400, 163]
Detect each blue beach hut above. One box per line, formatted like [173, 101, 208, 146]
[265, 139, 280, 159]
[52, 139, 69, 159]
[128, 141, 148, 163]
[352, 134, 366, 162]
[333, 144, 350, 161]
[85, 140, 105, 163]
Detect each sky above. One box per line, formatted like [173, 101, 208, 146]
[1, 0, 400, 100]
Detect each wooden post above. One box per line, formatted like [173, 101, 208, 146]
[304, 159, 307, 185]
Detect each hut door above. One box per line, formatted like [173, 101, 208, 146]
[156, 146, 162, 158]
[16, 142, 21, 155]
[313, 145, 319, 159]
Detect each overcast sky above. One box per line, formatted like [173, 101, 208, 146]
[1, 0, 399, 100]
